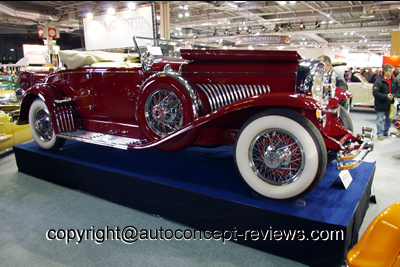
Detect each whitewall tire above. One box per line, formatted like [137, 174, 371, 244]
[234, 109, 327, 201]
[29, 98, 65, 150]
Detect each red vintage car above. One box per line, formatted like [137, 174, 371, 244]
[17, 37, 373, 201]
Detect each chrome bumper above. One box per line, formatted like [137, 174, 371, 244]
[336, 126, 374, 170]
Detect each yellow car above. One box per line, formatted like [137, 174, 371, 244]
[0, 110, 33, 155]
[0, 90, 20, 113]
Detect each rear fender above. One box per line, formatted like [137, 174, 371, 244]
[17, 84, 68, 134]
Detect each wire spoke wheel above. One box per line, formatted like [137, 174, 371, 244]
[144, 89, 183, 137]
[234, 109, 327, 200]
[29, 98, 65, 150]
[34, 108, 53, 141]
[250, 129, 305, 186]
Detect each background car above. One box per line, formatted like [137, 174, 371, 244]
[347, 73, 374, 107]
[0, 75, 19, 91]
[0, 90, 20, 113]
[0, 110, 32, 155]
[16, 37, 373, 201]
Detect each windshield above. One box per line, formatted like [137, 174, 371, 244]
[133, 36, 192, 58]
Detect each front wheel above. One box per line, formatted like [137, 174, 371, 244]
[29, 98, 65, 150]
[234, 109, 327, 201]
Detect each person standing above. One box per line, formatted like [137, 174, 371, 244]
[369, 68, 381, 84]
[373, 64, 400, 140]
[347, 67, 354, 82]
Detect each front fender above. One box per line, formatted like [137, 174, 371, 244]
[328, 87, 352, 108]
[129, 93, 322, 149]
[17, 84, 67, 132]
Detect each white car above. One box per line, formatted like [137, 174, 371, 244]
[347, 73, 374, 107]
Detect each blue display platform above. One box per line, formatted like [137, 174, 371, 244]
[13, 140, 375, 267]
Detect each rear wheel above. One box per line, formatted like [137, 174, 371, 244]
[29, 98, 65, 150]
[234, 109, 327, 201]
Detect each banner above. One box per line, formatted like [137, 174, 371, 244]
[236, 35, 291, 46]
[83, 6, 153, 50]
[23, 44, 60, 65]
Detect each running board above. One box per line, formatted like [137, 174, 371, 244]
[58, 130, 146, 150]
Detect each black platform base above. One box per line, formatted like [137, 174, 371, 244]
[13, 141, 375, 267]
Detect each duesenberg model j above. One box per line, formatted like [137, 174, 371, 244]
[17, 37, 373, 201]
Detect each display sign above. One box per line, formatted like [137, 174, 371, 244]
[37, 25, 60, 38]
[338, 170, 353, 189]
[23, 44, 60, 65]
[48, 27, 57, 38]
[82, 5, 153, 50]
[236, 35, 291, 46]
[38, 28, 44, 38]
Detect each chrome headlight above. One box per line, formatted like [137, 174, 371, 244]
[0, 91, 19, 104]
[297, 60, 336, 107]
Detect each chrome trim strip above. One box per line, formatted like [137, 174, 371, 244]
[219, 84, 231, 104]
[235, 85, 243, 99]
[195, 83, 271, 112]
[214, 84, 228, 106]
[197, 84, 215, 111]
[54, 97, 71, 103]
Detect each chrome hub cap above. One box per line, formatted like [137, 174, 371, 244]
[145, 89, 183, 137]
[249, 129, 305, 185]
[34, 108, 53, 142]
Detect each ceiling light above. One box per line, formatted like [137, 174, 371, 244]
[248, 45, 254, 50]
[278, 1, 287, 5]
[86, 12, 94, 20]
[364, 39, 368, 42]
[321, 20, 326, 24]
[344, 32, 348, 35]
[350, 32, 354, 35]
[360, 11, 375, 19]
[244, 26, 248, 30]
[329, 20, 333, 24]
[107, 8, 115, 15]
[185, 12, 190, 17]
[184, 5, 189, 10]
[178, 13, 183, 17]
[128, 2, 136, 10]
[289, 1, 296, 3]
[379, 29, 390, 35]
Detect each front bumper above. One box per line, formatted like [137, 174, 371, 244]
[336, 126, 374, 170]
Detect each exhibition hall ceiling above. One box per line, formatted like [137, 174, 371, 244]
[1, 1, 400, 55]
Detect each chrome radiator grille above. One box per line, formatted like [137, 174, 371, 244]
[196, 84, 270, 112]
[53, 102, 75, 132]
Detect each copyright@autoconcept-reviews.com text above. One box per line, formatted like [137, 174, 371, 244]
[46, 226, 345, 244]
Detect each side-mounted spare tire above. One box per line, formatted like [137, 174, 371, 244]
[234, 108, 327, 201]
[136, 76, 201, 152]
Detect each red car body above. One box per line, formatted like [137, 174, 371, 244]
[17, 39, 373, 200]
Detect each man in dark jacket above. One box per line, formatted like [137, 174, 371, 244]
[373, 64, 400, 140]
